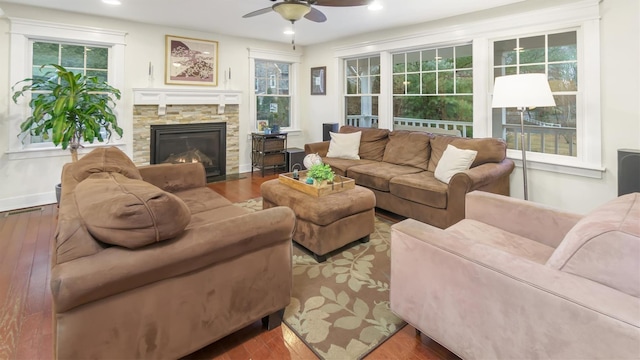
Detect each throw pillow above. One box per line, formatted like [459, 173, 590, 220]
[434, 144, 478, 184]
[326, 131, 361, 160]
[75, 172, 191, 249]
[71, 146, 142, 183]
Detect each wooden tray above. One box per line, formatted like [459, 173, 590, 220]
[279, 170, 355, 197]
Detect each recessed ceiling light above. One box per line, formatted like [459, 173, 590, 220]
[102, 0, 121, 5]
[368, 2, 383, 11]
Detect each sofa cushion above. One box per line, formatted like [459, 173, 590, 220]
[173, 187, 233, 214]
[347, 162, 423, 192]
[389, 172, 449, 209]
[434, 144, 478, 184]
[71, 146, 142, 182]
[382, 130, 432, 170]
[546, 193, 640, 297]
[326, 131, 361, 159]
[428, 136, 506, 172]
[75, 172, 191, 249]
[340, 125, 389, 161]
[322, 157, 377, 176]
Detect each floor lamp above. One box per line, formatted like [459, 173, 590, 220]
[492, 73, 556, 200]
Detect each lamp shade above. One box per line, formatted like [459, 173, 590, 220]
[273, 2, 311, 21]
[491, 73, 556, 108]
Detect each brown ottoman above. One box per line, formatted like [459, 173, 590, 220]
[261, 179, 376, 262]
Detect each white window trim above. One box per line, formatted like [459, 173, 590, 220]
[248, 48, 302, 133]
[333, 0, 603, 178]
[7, 18, 127, 160]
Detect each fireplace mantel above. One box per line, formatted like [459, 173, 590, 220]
[132, 88, 242, 115]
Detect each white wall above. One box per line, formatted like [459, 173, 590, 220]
[0, 2, 299, 211]
[300, 0, 640, 214]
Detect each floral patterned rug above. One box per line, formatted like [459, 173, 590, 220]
[235, 198, 406, 360]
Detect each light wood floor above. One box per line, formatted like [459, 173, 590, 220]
[0, 171, 459, 360]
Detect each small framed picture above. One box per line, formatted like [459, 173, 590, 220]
[165, 35, 218, 86]
[311, 66, 326, 95]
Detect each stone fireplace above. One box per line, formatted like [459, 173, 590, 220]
[132, 88, 241, 177]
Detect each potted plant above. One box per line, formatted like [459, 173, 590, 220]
[12, 64, 123, 202]
[12, 64, 123, 162]
[306, 163, 335, 186]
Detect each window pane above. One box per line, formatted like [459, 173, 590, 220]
[494, 39, 517, 66]
[438, 71, 454, 93]
[358, 58, 369, 76]
[407, 51, 420, 72]
[437, 47, 454, 70]
[494, 66, 517, 79]
[549, 32, 577, 62]
[371, 75, 380, 94]
[393, 96, 428, 118]
[519, 65, 545, 74]
[393, 53, 405, 73]
[61, 45, 85, 69]
[87, 70, 108, 83]
[345, 97, 361, 116]
[549, 63, 577, 91]
[519, 35, 545, 64]
[406, 74, 420, 94]
[33, 42, 59, 66]
[455, 45, 473, 69]
[421, 49, 437, 71]
[346, 77, 358, 94]
[422, 73, 436, 94]
[346, 59, 357, 76]
[86, 47, 108, 69]
[456, 70, 473, 94]
[256, 96, 290, 128]
[393, 74, 405, 94]
[370, 57, 380, 76]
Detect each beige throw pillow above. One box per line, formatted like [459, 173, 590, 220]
[326, 131, 361, 160]
[434, 144, 478, 184]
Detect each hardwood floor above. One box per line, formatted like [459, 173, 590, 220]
[0, 171, 459, 360]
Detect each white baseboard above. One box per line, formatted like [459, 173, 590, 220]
[0, 191, 56, 212]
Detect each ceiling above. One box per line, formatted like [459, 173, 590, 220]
[0, 0, 524, 46]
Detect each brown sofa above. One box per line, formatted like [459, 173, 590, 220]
[52, 147, 296, 359]
[390, 191, 640, 359]
[305, 126, 515, 228]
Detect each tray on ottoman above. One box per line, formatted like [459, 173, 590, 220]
[278, 170, 355, 197]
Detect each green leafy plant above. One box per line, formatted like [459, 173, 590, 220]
[12, 64, 122, 162]
[307, 163, 335, 183]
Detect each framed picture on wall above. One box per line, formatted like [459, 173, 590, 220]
[311, 66, 326, 95]
[165, 35, 218, 86]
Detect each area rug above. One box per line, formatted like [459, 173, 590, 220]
[235, 198, 406, 360]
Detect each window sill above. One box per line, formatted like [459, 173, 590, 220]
[6, 143, 126, 161]
[507, 155, 605, 179]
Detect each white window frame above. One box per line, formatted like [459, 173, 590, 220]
[7, 18, 126, 159]
[248, 48, 302, 132]
[333, 0, 603, 178]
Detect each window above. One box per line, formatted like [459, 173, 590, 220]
[28, 41, 110, 144]
[255, 59, 291, 131]
[392, 44, 473, 137]
[8, 18, 126, 156]
[344, 55, 380, 128]
[492, 31, 578, 157]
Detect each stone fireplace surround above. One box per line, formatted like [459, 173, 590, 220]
[132, 88, 241, 175]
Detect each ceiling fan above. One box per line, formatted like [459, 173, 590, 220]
[243, 0, 372, 24]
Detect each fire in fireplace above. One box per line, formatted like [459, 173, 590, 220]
[150, 123, 226, 181]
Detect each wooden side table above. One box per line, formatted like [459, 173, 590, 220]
[251, 132, 287, 176]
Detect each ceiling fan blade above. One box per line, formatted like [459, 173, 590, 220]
[305, 7, 327, 22]
[314, 0, 370, 7]
[242, 7, 273, 18]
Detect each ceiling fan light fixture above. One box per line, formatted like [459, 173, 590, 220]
[368, 1, 383, 11]
[273, 2, 311, 22]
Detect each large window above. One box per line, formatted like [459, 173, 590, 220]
[492, 31, 578, 156]
[344, 55, 380, 128]
[255, 59, 291, 131]
[392, 44, 473, 137]
[28, 41, 110, 144]
[8, 18, 126, 156]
